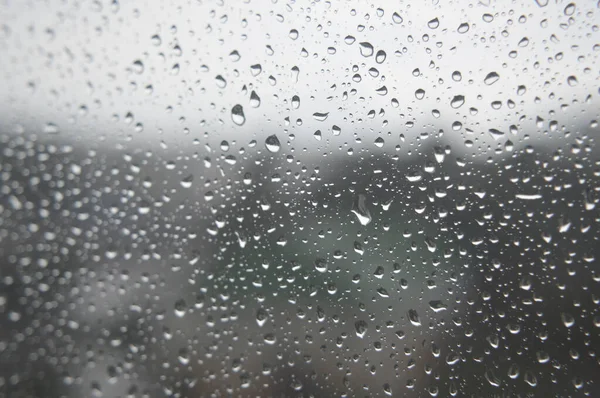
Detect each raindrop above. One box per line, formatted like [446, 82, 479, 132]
[375, 50, 387, 63]
[484, 72, 500, 85]
[314, 258, 328, 273]
[180, 174, 194, 188]
[231, 104, 246, 125]
[291, 95, 300, 109]
[132, 60, 144, 74]
[457, 23, 470, 33]
[428, 18, 440, 29]
[567, 76, 578, 86]
[351, 194, 372, 226]
[264, 135, 281, 153]
[450, 95, 465, 108]
[250, 91, 261, 107]
[564, 3, 576, 16]
[359, 42, 374, 57]
[488, 128, 505, 140]
[392, 12, 403, 24]
[408, 309, 421, 326]
[313, 112, 329, 121]
[215, 75, 227, 88]
[429, 300, 447, 312]
[415, 89, 425, 100]
[250, 64, 262, 76]
[485, 368, 501, 387]
[355, 320, 368, 338]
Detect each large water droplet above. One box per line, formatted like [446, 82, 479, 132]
[484, 72, 500, 85]
[313, 112, 329, 121]
[265, 135, 281, 153]
[450, 95, 465, 108]
[359, 42, 374, 57]
[355, 320, 368, 338]
[408, 309, 421, 326]
[392, 12, 403, 24]
[428, 18, 440, 29]
[231, 104, 246, 125]
[351, 194, 372, 226]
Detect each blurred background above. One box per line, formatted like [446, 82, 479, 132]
[0, 0, 599, 397]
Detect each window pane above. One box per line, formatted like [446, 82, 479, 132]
[1, 1, 598, 397]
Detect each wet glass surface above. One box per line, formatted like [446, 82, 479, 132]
[0, 1, 599, 397]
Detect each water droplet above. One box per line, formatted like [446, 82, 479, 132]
[450, 95, 465, 108]
[488, 128, 505, 140]
[289, 29, 299, 40]
[518, 37, 529, 47]
[180, 174, 193, 188]
[314, 258, 328, 273]
[264, 135, 281, 153]
[383, 383, 392, 396]
[428, 18, 440, 29]
[429, 300, 447, 312]
[132, 60, 144, 74]
[415, 89, 425, 100]
[355, 320, 368, 338]
[485, 368, 501, 387]
[567, 76, 578, 86]
[561, 312, 575, 328]
[313, 112, 329, 121]
[457, 23, 469, 33]
[392, 12, 403, 24]
[375, 86, 388, 95]
[250, 90, 261, 107]
[484, 72, 500, 85]
[231, 104, 246, 125]
[408, 309, 421, 326]
[215, 75, 227, 88]
[564, 3, 576, 16]
[250, 64, 262, 76]
[452, 71, 462, 81]
[351, 194, 372, 226]
[359, 42, 374, 57]
[535, 0, 549, 7]
[291, 95, 300, 109]
[256, 309, 267, 327]
[375, 50, 386, 64]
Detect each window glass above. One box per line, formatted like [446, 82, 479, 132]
[1, 1, 599, 397]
